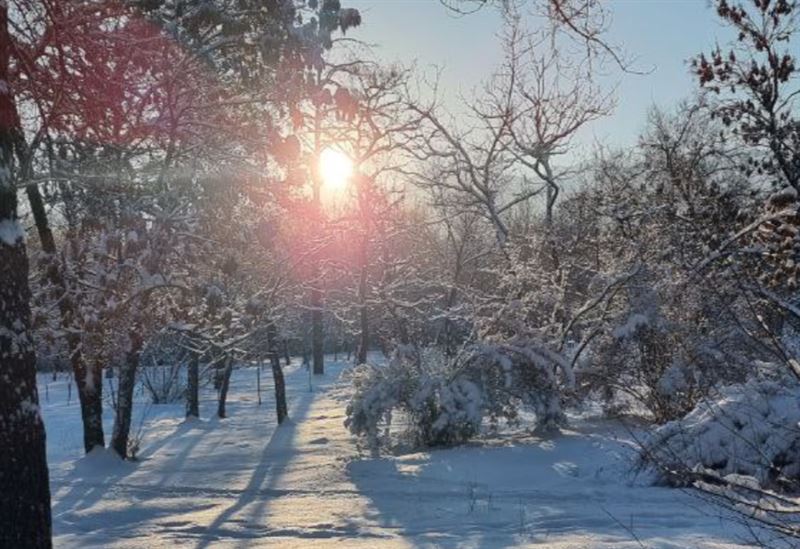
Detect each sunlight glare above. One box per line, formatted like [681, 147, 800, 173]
[319, 147, 353, 190]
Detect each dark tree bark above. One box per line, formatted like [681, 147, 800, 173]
[216, 355, 233, 418]
[312, 289, 324, 374]
[283, 338, 291, 365]
[356, 234, 369, 365]
[270, 352, 288, 424]
[266, 321, 288, 423]
[75, 361, 104, 452]
[186, 353, 199, 418]
[355, 174, 373, 365]
[111, 329, 142, 458]
[310, 88, 325, 376]
[0, 4, 53, 545]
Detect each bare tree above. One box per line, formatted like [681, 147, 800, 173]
[444, 0, 644, 72]
[408, 10, 612, 248]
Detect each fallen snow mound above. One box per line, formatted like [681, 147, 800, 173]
[641, 377, 800, 489]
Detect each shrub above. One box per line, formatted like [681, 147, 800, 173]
[639, 373, 800, 490]
[345, 348, 483, 450]
[141, 363, 185, 404]
[140, 333, 187, 404]
[345, 342, 573, 452]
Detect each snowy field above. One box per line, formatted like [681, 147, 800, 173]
[42, 358, 756, 548]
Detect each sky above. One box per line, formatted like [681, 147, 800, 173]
[347, 0, 725, 156]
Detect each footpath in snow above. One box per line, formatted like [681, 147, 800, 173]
[44, 359, 755, 548]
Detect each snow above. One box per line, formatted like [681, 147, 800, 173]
[0, 218, 25, 245]
[642, 376, 800, 488]
[612, 313, 650, 339]
[42, 357, 756, 548]
[656, 363, 689, 396]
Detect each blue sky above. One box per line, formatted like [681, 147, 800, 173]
[348, 0, 725, 153]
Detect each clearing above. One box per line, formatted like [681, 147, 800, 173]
[44, 359, 753, 548]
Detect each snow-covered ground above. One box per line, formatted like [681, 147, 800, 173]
[42, 359, 755, 548]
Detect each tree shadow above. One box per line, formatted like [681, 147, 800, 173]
[346, 449, 536, 549]
[51, 447, 139, 520]
[344, 428, 756, 549]
[137, 417, 218, 488]
[193, 366, 338, 548]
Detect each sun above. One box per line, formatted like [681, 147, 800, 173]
[319, 147, 353, 190]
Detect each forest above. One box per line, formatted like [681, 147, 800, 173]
[1, 0, 800, 547]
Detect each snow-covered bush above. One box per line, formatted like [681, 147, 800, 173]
[582, 267, 752, 423]
[345, 348, 485, 450]
[640, 374, 800, 489]
[345, 341, 574, 451]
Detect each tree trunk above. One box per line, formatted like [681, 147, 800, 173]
[357, 233, 369, 365]
[355, 175, 373, 366]
[75, 361, 104, 452]
[0, 229, 54, 545]
[542, 161, 561, 271]
[265, 321, 288, 422]
[186, 353, 199, 419]
[0, 4, 53, 543]
[216, 356, 233, 418]
[283, 339, 291, 365]
[270, 353, 288, 424]
[312, 289, 324, 374]
[310, 86, 325, 376]
[111, 330, 142, 458]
